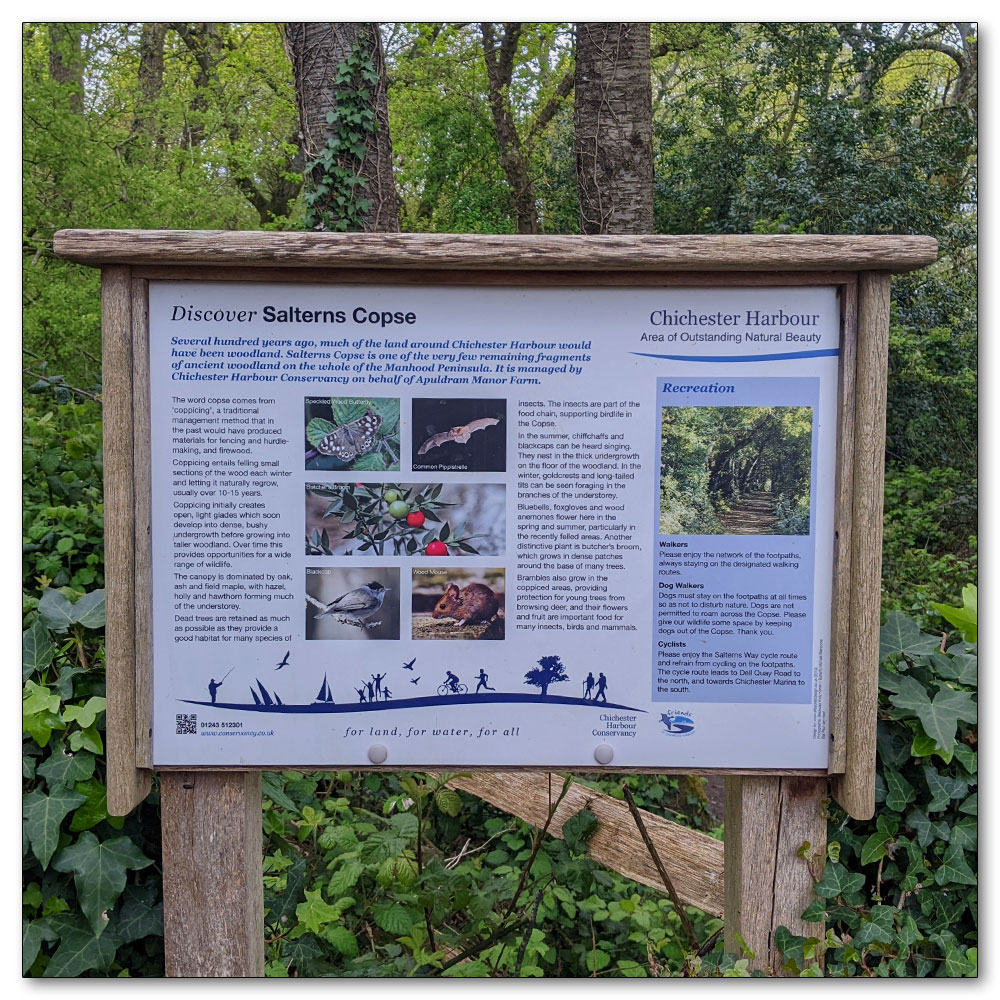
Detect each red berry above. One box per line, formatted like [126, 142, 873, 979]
[425, 540, 448, 557]
[407, 511, 426, 528]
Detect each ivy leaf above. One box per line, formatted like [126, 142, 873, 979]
[52, 833, 153, 936]
[43, 917, 122, 978]
[115, 883, 163, 943]
[37, 742, 95, 789]
[281, 933, 324, 974]
[295, 886, 343, 935]
[952, 742, 977, 774]
[23, 786, 87, 869]
[68, 725, 103, 754]
[949, 816, 977, 852]
[69, 780, 109, 832]
[889, 675, 976, 751]
[958, 792, 977, 816]
[883, 769, 916, 812]
[813, 862, 865, 901]
[563, 808, 599, 855]
[62, 696, 106, 729]
[922, 765, 968, 813]
[71, 589, 106, 629]
[879, 611, 939, 660]
[265, 855, 307, 930]
[934, 844, 976, 886]
[38, 589, 76, 632]
[911, 729, 953, 764]
[930, 651, 977, 687]
[261, 772, 299, 814]
[906, 810, 950, 848]
[852, 905, 895, 948]
[23, 620, 55, 680]
[23, 918, 56, 975]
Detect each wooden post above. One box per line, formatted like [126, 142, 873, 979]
[724, 776, 827, 975]
[161, 772, 265, 977]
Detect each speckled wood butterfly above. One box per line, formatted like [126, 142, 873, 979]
[315, 408, 382, 462]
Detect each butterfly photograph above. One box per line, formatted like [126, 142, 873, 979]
[411, 397, 506, 473]
[304, 396, 400, 471]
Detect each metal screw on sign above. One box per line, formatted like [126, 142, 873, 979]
[593, 744, 614, 765]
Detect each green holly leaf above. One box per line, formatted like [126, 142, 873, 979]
[37, 741, 95, 789]
[38, 589, 76, 632]
[43, 916, 122, 977]
[931, 585, 976, 644]
[115, 884, 163, 943]
[62, 696, 106, 730]
[934, 844, 976, 886]
[23, 620, 55, 680]
[23, 786, 86, 869]
[889, 675, 976, 752]
[52, 833, 153, 936]
[306, 417, 336, 448]
[879, 611, 939, 660]
[813, 861, 865, 900]
[70, 589, 106, 629]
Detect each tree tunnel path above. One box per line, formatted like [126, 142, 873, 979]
[717, 490, 777, 534]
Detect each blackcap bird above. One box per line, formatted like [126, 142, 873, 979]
[306, 581, 389, 628]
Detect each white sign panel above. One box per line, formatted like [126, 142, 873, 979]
[149, 281, 839, 769]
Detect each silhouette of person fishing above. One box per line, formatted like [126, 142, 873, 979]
[583, 672, 595, 700]
[595, 672, 608, 703]
[208, 667, 234, 704]
[475, 669, 494, 693]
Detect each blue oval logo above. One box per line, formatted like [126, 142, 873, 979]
[660, 713, 694, 736]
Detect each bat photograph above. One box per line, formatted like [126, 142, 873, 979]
[411, 398, 506, 473]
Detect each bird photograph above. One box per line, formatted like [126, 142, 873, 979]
[411, 397, 506, 472]
[304, 567, 400, 641]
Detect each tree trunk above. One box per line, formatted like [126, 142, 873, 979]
[173, 22, 224, 149]
[284, 22, 399, 232]
[130, 23, 166, 153]
[480, 23, 539, 234]
[574, 23, 654, 234]
[48, 23, 84, 112]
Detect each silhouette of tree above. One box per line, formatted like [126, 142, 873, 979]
[524, 654, 569, 697]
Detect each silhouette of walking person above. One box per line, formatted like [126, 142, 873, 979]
[366, 680, 375, 702]
[356, 687, 367, 703]
[595, 672, 608, 703]
[372, 671, 386, 700]
[583, 672, 595, 700]
[475, 669, 494, 693]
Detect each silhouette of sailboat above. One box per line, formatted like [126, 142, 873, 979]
[250, 687, 262, 706]
[256, 680, 274, 707]
[274, 692, 283, 706]
[313, 673, 335, 704]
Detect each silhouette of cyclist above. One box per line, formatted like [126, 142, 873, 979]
[445, 670, 461, 693]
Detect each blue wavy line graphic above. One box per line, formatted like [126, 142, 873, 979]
[631, 349, 839, 363]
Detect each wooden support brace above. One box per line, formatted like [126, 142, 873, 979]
[161, 772, 265, 977]
[724, 776, 827, 975]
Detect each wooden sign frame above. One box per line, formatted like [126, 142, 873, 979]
[55, 230, 934, 976]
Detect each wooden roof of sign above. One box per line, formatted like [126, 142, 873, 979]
[54, 230, 937, 272]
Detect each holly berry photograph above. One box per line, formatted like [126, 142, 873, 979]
[305, 482, 505, 557]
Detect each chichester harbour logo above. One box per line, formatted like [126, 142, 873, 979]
[660, 713, 695, 736]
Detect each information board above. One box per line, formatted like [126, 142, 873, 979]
[150, 281, 839, 769]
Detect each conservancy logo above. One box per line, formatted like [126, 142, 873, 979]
[660, 713, 695, 736]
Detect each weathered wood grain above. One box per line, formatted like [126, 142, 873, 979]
[102, 265, 152, 816]
[832, 272, 892, 820]
[724, 776, 827, 975]
[131, 278, 153, 769]
[444, 770, 725, 916]
[55, 230, 937, 272]
[129, 265, 858, 287]
[161, 772, 265, 977]
[828, 281, 859, 774]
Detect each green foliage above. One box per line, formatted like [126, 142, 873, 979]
[776, 601, 977, 977]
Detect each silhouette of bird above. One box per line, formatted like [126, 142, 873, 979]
[276, 650, 290, 670]
[410, 676, 421, 685]
[305, 582, 389, 627]
[403, 657, 416, 670]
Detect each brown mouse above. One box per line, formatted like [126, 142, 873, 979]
[431, 582, 499, 626]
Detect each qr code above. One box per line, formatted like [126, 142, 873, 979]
[175, 713, 197, 735]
